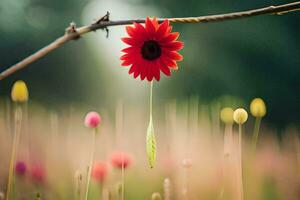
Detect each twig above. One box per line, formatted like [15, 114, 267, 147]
[1, 2, 300, 80]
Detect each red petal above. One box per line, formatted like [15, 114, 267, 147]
[128, 65, 136, 74]
[133, 67, 140, 78]
[153, 61, 161, 81]
[160, 32, 179, 43]
[154, 72, 160, 81]
[120, 54, 129, 60]
[167, 26, 172, 33]
[121, 47, 139, 53]
[125, 26, 135, 37]
[121, 60, 132, 66]
[161, 56, 178, 70]
[158, 61, 171, 76]
[152, 17, 159, 30]
[133, 22, 148, 38]
[156, 20, 169, 39]
[121, 37, 142, 47]
[145, 17, 156, 37]
[145, 62, 154, 81]
[138, 61, 145, 80]
[140, 66, 146, 80]
[163, 50, 183, 61]
[162, 41, 184, 51]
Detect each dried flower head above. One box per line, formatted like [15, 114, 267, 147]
[15, 160, 27, 176]
[92, 161, 109, 182]
[250, 98, 266, 117]
[220, 107, 234, 124]
[110, 151, 133, 169]
[181, 158, 192, 168]
[84, 111, 101, 128]
[121, 17, 184, 81]
[233, 108, 248, 124]
[152, 192, 162, 200]
[11, 80, 29, 103]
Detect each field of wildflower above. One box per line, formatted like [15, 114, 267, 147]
[0, 1, 300, 200]
[0, 82, 299, 200]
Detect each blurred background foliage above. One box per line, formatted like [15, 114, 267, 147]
[0, 0, 299, 129]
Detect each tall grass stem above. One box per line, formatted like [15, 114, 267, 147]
[238, 124, 244, 200]
[84, 128, 97, 200]
[6, 106, 22, 200]
[252, 117, 262, 151]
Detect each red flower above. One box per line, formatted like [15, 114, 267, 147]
[92, 161, 109, 182]
[121, 17, 184, 81]
[30, 164, 46, 184]
[110, 151, 133, 169]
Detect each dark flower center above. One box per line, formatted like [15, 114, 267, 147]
[141, 40, 161, 60]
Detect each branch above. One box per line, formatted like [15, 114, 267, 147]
[1, 1, 300, 80]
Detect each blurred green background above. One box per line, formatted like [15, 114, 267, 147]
[0, 0, 299, 129]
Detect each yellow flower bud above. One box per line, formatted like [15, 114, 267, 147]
[233, 108, 248, 124]
[220, 107, 234, 124]
[152, 193, 162, 200]
[250, 98, 266, 117]
[11, 80, 29, 103]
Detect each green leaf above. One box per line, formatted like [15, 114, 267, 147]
[146, 118, 156, 168]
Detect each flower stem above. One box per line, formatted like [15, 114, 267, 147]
[224, 124, 233, 156]
[182, 167, 189, 200]
[6, 106, 22, 200]
[75, 172, 82, 200]
[85, 128, 97, 200]
[121, 166, 125, 200]
[150, 81, 153, 119]
[238, 124, 244, 200]
[252, 117, 262, 151]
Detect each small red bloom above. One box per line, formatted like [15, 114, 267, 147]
[92, 161, 109, 182]
[30, 164, 46, 184]
[121, 17, 184, 81]
[110, 151, 133, 169]
[84, 111, 101, 128]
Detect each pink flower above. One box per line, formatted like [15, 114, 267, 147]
[30, 164, 46, 184]
[110, 151, 133, 169]
[84, 111, 101, 128]
[15, 161, 27, 176]
[92, 161, 109, 182]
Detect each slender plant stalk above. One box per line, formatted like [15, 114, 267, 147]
[146, 80, 157, 168]
[100, 185, 105, 200]
[1, 2, 300, 80]
[219, 123, 233, 199]
[224, 124, 233, 156]
[238, 124, 244, 200]
[116, 100, 124, 149]
[5, 99, 11, 136]
[163, 178, 171, 200]
[150, 81, 153, 118]
[182, 167, 189, 200]
[85, 128, 97, 200]
[121, 162, 125, 200]
[75, 171, 82, 200]
[6, 107, 23, 200]
[218, 187, 224, 200]
[251, 117, 262, 151]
